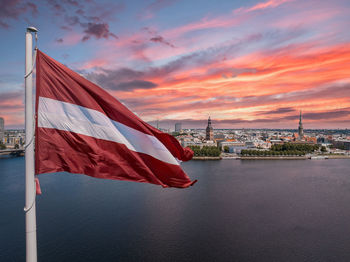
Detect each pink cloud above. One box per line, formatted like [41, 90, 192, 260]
[162, 0, 293, 39]
[239, 0, 294, 13]
[163, 15, 245, 39]
[80, 58, 109, 70]
[271, 3, 342, 29]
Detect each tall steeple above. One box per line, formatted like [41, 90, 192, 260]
[206, 116, 214, 141]
[208, 116, 212, 128]
[298, 110, 304, 140]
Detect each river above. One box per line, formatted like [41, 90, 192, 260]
[1, 157, 350, 261]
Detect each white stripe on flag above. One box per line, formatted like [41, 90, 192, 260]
[37, 96, 179, 166]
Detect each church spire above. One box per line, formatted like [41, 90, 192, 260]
[298, 110, 304, 140]
[206, 116, 214, 141]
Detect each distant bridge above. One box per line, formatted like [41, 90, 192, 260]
[0, 149, 25, 157]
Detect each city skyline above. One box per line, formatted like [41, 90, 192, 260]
[1, 0, 350, 129]
[2, 112, 350, 131]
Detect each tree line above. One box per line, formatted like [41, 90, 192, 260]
[188, 145, 221, 157]
[241, 150, 306, 156]
[270, 143, 320, 153]
[241, 143, 321, 156]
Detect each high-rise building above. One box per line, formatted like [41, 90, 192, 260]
[206, 116, 214, 141]
[175, 122, 182, 133]
[298, 111, 304, 140]
[0, 117, 4, 142]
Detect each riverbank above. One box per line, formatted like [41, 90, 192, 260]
[192, 156, 222, 160]
[327, 155, 350, 159]
[241, 156, 307, 160]
[192, 154, 350, 160]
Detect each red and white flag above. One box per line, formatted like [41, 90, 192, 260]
[35, 50, 196, 188]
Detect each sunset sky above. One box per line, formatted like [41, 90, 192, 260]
[1, 0, 350, 129]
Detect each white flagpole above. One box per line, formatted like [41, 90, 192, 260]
[25, 26, 38, 262]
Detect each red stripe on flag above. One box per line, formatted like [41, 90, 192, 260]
[36, 128, 196, 188]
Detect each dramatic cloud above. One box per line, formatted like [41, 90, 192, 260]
[83, 33, 350, 128]
[87, 69, 157, 90]
[255, 107, 296, 115]
[284, 109, 350, 120]
[0, 0, 38, 28]
[150, 107, 350, 129]
[82, 23, 118, 41]
[85, 28, 309, 87]
[45, 0, 120, 42]
[87, 68, 145, 87]
[182, 83, 350, 112]
[2, 0, 350, 128]
[115, 80, 158, 91]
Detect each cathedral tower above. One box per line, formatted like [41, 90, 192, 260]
[206, 116, 214, 141]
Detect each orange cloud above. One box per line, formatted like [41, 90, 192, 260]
[107, 41, 350, 128]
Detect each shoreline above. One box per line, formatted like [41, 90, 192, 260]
[192, 156, 222, 160]
[326, 155, 350, 159]
[1, 154, 349, 161]
[240, 156, 307, 160]
[192, 155, 350, 160]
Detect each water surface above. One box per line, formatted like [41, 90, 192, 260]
[1, 157, 350, 261]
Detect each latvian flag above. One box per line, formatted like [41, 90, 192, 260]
[35, 50, 196, 188]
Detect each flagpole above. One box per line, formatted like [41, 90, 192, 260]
[25, 26, 38, 262]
